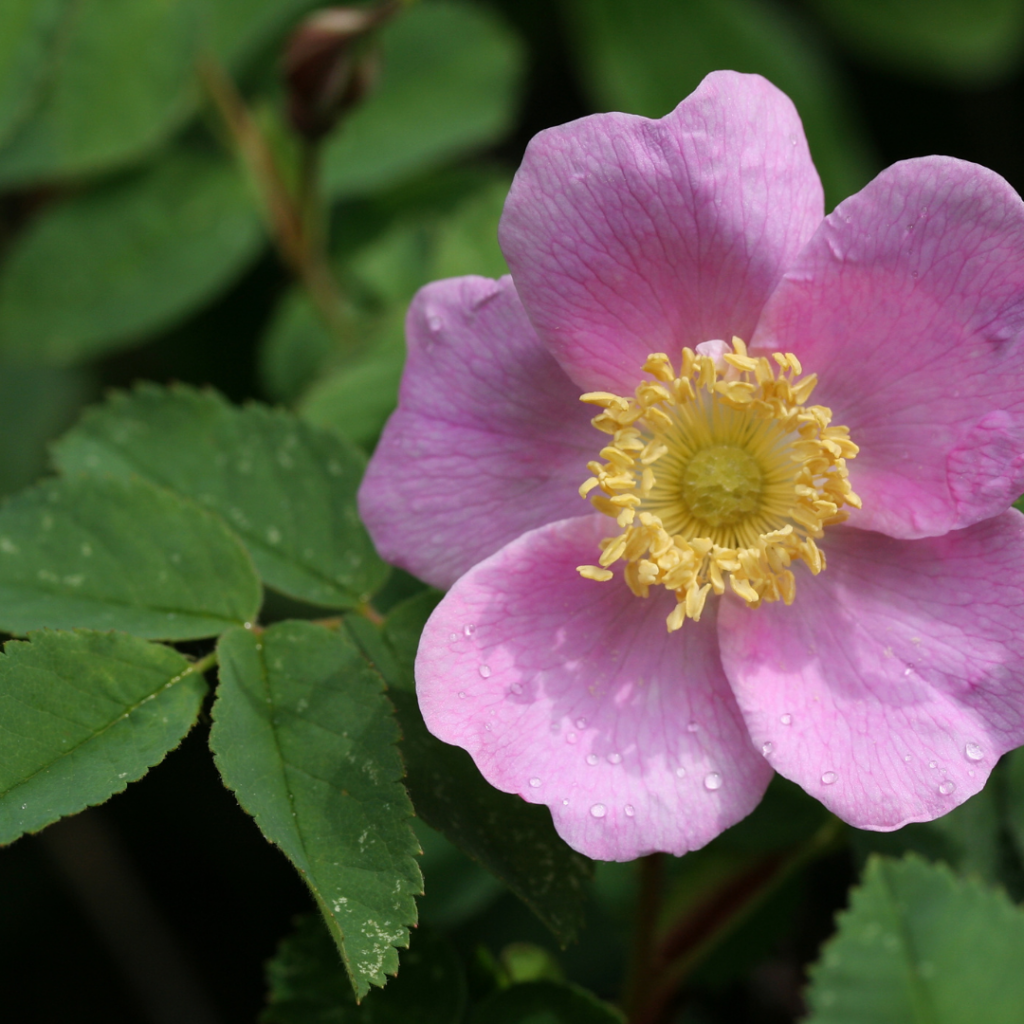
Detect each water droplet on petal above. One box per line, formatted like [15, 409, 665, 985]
[428, 315, 443, 332]
[509, 682, 523, 695]
[675, 766, 687, 779]
[762, 742, 773, 756]
[586, 754, 599, 766]
[607, 752, 622, 764]
[821, 771, 838, 785]
[529, 777, 541, 788]
[686, 721, 700, 733]
[590, 803, 607, 818]
[449, 633, 458, 642]
[576, 717, 587, 729]
[566, 732, 577, 744]
[463, 623, 476, 636]
[704, 772, 722, 791]
[939, 781, 956, 795]
[780, 713, 793, 725]
[458, 691, 466, 699]
[562, 799, 569, 806]
[928, 761, 937, 769]
[904, 754, 912, 763]
[478, 664, 492, 678]
[965, 742, 984, 762]
[624, 804, 635, 817]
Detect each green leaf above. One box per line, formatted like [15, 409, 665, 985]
[0, 0, 199, 186]
[559, 0, 877, 209]
[1002, 746, 1024, 862]
[804, 0, 1024, 85]
[52, 385, 387, 609]
[204, 0, 320, 72]
[0, 146, 264, 366]
[0, 0, 69, 149]
[322, 1, 524, 200]
[211, 621, 421, 998]
[468, 981, 625, 1024]
[0, 473, 260, 639]
[262, 914, 465, 1024]
[380, 591, 443, 691]
[805, 853, 1024, 1023]
[0, 630, 205, 845]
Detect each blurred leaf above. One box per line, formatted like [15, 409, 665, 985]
[0, 0, 199, 186]
[204, 0, 320, 72]
[560, 0, 876, 208]
[0, 0, 69, 149]
[0, 474, 260, 639]
[53, 385, 387, 609]
[380, 590, 443, 690]
[0, 146, 264, 366]
[0, 630, 204, 845]
[211, 621, 422, 998]
[851, 784, 1001, 885]
[262, 914, 465, 1023]
[1003, 747, 1024, 862]
[805, 853, 1024, 1023]
[322, 1, 523, 200]
[0, 362, 90, 498]
[468, 981, 625, 1024]
[804, 0, 1024, 85]
[258, 289, 340, 406]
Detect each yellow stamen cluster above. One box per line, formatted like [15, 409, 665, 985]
[576, 338, 860, 631]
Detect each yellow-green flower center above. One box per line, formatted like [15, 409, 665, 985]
[576, 338, 861, 631]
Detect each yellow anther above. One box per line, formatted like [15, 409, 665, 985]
[578, 565, 614, 582]
[576, 337, 858, 629]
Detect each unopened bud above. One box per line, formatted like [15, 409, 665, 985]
[283, 3, 396, 141]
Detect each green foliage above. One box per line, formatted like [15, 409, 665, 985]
[210, 621, 422, 998]
[804, 0, 1024, 84]
[262, 914, 466, 1023]
[322, 1, 524, 200]
[805, 854, 1024, 1023]
[53, 385, 387, 608]
[468, 981, 625, 1024]
[560, 0, 876, 208]
[0, 0, 68, 149]
[0, 630, 205, 845]
[0, 473, 261, 639]
[0, 0, 199, 186]
[0, 146, 264, 365]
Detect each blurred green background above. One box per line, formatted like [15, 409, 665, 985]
[4, 0, 1024, 1021]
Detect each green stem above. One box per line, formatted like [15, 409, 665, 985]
[622, 852, 666, 1018]
[188, 650, 220, 676]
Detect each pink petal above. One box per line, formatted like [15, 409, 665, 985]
[752, 156, 1024, 539]
[499, 70, 824, 392]
[718, 513, 1024, 830]
[358, 276, 596, 589]
[416, 515, 773, 860]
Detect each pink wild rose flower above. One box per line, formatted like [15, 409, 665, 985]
[359, 70, 1024, 861]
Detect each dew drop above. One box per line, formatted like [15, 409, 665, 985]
[576, 717, 587, 729]
[428, 315, 443, 332]
[762, 741, 773, 756]
[675, 766, 687, 779]
[562, 799, 569, 806]
[780, 713, 793, 725]
[965, 742, 984, 762]
[904, 754, 912, 763]
[458, 691, 466, 699]
[529, 777, 541, 788]
[478, 664, 492, 678]
[586, 754, 599, 766]
[449, 633, 458, 642]
[607, 752, 622, 764]
[590, 803, 607, 818]
[928, 761, 937, 769]
[566, 732, 577, 744]
[509, 682, 523, 695]
[686, 721, 700, 733]
[821, 771, 838, 785]
[624, 804, 635, 817]
[463, 623, 476, 637]
[704, 772, 722, 791]
[939, 780, 956, 795]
